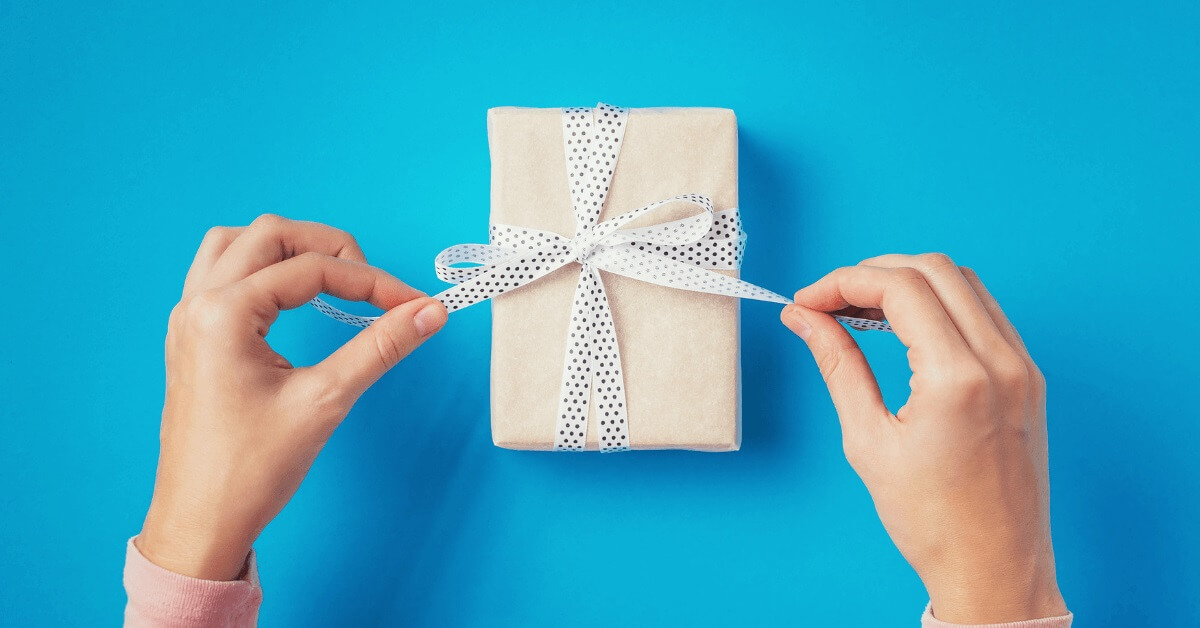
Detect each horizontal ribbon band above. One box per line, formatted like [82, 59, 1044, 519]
[310, 103, 893, 451]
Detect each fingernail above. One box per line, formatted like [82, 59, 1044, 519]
[784, 305, 812, 340]
[413, 301, 447, 337]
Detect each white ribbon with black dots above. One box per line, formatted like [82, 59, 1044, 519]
[310, 103, 893, 452]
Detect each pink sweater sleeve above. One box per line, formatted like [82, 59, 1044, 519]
[125, 533, 1074, 627]
[922, 602, 1073, 627]
[123, 537, 262, 627]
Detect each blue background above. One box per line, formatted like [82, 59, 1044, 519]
[2, 1, 1197, 625]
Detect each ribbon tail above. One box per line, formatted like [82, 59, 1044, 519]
[432, 249, 573, 313]
[308, 296, 378, 328]
[586, 265, 629, 452]
[590, 246, 894, 333]
[308, 248, 573, 327]
[553, 266, 595, 451]
[552, 264, 631, 452]
[590, 245, 790, 303]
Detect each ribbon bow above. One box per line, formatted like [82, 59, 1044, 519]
[310, 103, 893, 451]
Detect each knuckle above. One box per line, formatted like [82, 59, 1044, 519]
[828, 265, 854, 281]
[296, 376, 351, 427]
[841, 425, 883, 474]
[957, 362, 991, 389]
[992, 352, 1030, 391]
[812, 343, 846, 382]
[958, 265, 978, 281]
[183, 290, 237, 332]
[891, 266, 927, 289]
[830, 265, 863, 288]
[958, 364, 992, 396]
[166, 302, 185, 330]
[916, 252, 956, 271]
[929, 360, 990, 398]
[293, 250, 327, 268]
[250, 213, 286, 231]
[812, 336, 860, 383]
[856, 253, 902, 266]
[840, 429, 874, 470]
[203, 226, 235, 246]
[842, 438, 864, 470]
[337, 232, 365, 261]
[165, 304, 186, 351]
[312, 378, 349, 415]
[1030, 364, 1047, 394]
[372, 329, 410, 369]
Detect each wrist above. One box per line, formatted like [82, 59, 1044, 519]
[928, 584, 1067, 624]
[923, 550, 1067, 623]
[138, 506, 255, 581]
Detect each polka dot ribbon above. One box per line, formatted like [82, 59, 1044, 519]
[309, 103, 894, 452]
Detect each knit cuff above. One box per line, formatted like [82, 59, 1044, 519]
[123, 536, 262, 627]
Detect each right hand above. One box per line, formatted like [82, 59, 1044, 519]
[781, 253, 1068, 624]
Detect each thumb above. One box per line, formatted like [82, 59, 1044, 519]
[314, 297, 448, 403]
[781, 303, 889, 434]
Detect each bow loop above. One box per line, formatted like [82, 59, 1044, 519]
[594, 194, 717, 250]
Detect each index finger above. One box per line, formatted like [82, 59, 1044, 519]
[202, 214, 368, 291]
[182, 226, 245, 297]
[794, 265, 974, 368]
[230, 251, 425, 332]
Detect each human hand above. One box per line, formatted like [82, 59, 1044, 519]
[137, 214, 447, 581]
[781, 253, 1067, 623]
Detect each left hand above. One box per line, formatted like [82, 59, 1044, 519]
[137, 214, 447, 581]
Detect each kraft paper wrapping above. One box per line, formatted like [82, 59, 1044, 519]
[488, 106, 741, 451]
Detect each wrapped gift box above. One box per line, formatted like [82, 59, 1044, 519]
[487, 106, 742, 451]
